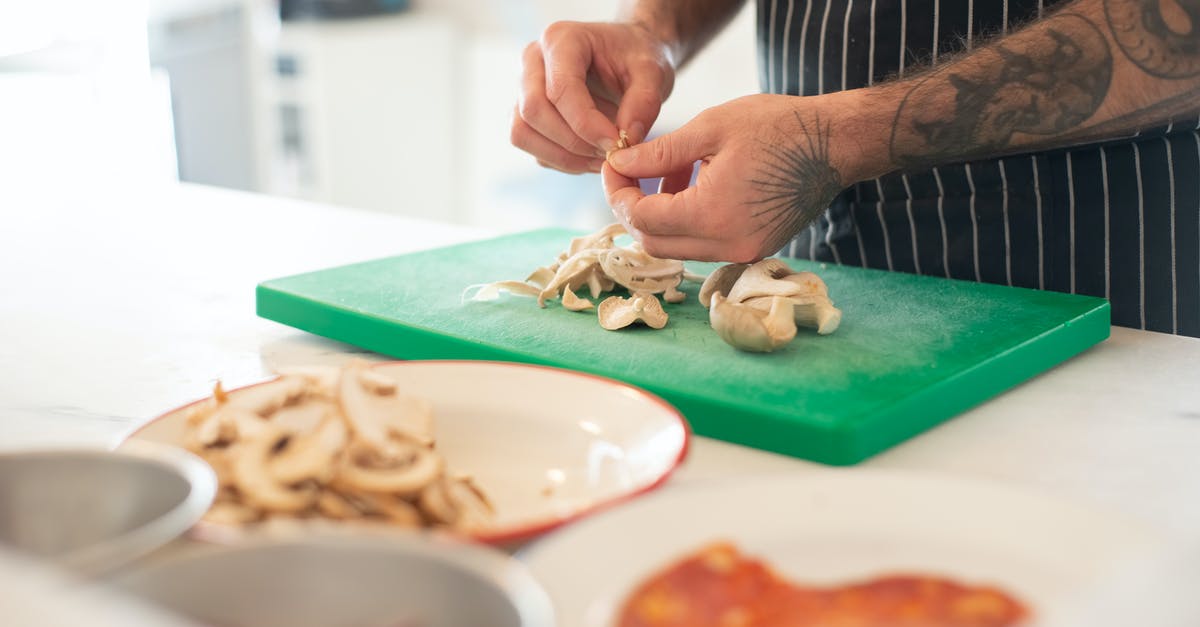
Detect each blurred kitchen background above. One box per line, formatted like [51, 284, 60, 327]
[0, 0, 756, 231]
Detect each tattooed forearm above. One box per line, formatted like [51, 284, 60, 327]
[747, 112, 843, 252]
[889, 12, 1113, 169]
[1104, 0, 1200, 78]
[883, 0, 1200, 172]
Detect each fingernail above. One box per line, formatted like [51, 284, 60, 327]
[628, 121, 647, 144]
[598, 138, 617, 153]
[588, 159, 605, 172]
[609, 148, 635, 169]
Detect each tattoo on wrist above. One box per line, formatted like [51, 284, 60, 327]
[889, 13, 1113, 168]
[1105, 0, 1200, 78]
[748, 112, 843, 252]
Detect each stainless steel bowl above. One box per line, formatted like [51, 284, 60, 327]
[107, 533, 556, 627]
[0, 443, 216, 575]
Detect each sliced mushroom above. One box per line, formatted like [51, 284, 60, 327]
[316, 490, 361, 520]
[709, 292, 798, 353]
[226, 376, 310, 417]
[357, 493, 422, 527]
[598, 294, 669, 330]
[187, 406, 270, 450]
[338, 363, 434, 449]
[229, 427, 319, 513]
[698, 263, 749, 307]
[418, 477, 494, 530]
[268, 416, 347, 485]
[561, 286, 595, 311]
[663, 284, 687, 304]
[335, 439, 442, 496]
[203, 501, 262, 525]
[269, 397, 336, 434]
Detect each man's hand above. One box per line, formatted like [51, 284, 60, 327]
[511, 21, 675, 174]
[603, 93, 888, 262]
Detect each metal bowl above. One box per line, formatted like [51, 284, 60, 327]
[0, 443, 216, 575]
[106, 533, 556, 627]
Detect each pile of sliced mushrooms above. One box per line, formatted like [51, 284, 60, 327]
[468, 224, 843, 353]
[183, 362, 491, 532]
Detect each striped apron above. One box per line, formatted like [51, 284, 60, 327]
[760, 0, 1200, 336]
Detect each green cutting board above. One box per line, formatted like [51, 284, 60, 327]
[257, 228, 1109, 465]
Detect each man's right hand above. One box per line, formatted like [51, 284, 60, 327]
[511, 21, 676, 174]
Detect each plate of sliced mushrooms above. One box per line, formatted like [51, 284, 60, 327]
[122, 360, 690, 545]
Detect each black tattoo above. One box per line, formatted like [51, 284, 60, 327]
[1105, 0, 1200, 78]
[747, 112, 843, 252]
[890, 13, 1113, 168]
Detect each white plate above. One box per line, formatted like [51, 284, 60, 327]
[123, 360, 690, 544]
[521, 470, 1168, 627]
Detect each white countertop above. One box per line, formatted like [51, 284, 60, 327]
[3, 181, 1199, 546]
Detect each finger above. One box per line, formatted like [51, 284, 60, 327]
[638, 233, 726, 262]
[513, 112, 605, 173]
[541, 34, 621, 151]
[624, 186, 703, 238]
[615, 69, 666, 144]
[658, 164, 694, 194]
[607, 119, 717, 179]
[602, 162, 645, 234]
[520, 44, 605, 159]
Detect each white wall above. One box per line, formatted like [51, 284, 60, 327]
[412, 0, 760, 231]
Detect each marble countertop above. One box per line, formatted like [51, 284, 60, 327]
[3, 181, 1199, 545]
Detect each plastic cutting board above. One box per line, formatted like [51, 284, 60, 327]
[256, 228, 1110, 465]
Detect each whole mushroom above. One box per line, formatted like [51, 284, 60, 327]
[703, 259, 842, 352]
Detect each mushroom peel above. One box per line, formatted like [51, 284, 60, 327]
[709, 293, 798, 353]
[561, 286, 595, 311]
[598, 294, 669, 330]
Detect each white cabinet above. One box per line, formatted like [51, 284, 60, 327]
[257, 12, 461, 222]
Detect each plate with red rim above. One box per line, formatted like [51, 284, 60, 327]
[120, 360, 691, 546]
[519, 470, 1174, 627]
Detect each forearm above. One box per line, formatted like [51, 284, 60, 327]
[846, 0, 1200, 179]
[619, 0, 747, 68]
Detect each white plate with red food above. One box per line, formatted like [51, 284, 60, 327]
[122, 360, 690, 545]
[520, 470, 1172, 627]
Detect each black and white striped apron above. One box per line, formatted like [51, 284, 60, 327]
[760, 0, 1200, 337]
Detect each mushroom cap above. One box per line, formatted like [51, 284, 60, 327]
[597, 294, 669, 330]
[709, 293, 798, 353]
[725, 259, 811, 304]
[698, 263, 750, 307]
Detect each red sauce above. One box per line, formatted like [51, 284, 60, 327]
[618, 543, 1029, 627]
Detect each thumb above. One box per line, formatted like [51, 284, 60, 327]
[607, 117, 716, 179]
